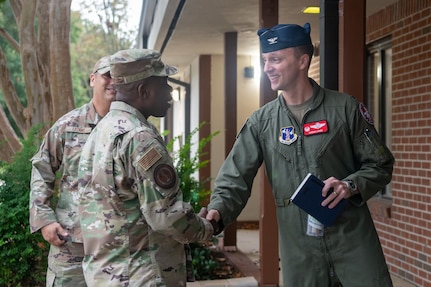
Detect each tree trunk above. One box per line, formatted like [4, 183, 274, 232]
[0, 0, 75, 162]
[49, 0, 74, 120]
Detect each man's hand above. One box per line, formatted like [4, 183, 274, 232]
[198, 207, 208, 218]
[41, 222, 69, 247]
[200, 208, 222, 235]
[321, 177, 351, 209]
[206, 209, 222, 235]
[206, 209, 221, 222]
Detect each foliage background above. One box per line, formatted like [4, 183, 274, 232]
[167, 123, 223, 281]
[0, 1, 141, 285]
[0, 0, 138, 161]
[0, 125, 48, 286]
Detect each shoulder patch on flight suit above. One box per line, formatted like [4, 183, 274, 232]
[359, 103, 374, 125]
[154, 163, 176, 189]
[138, 147, 162, 171]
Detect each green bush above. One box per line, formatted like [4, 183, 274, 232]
[190, 241, 220, 280]
[0, 125, 48, 287]
[167, 122, 222, 281]
[167, 122, 219, 213]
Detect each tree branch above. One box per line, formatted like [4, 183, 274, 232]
[0, 28, 19, 52]
[0, 103, 22, 162]
[9, 0, 22, 25]
[0, 46, 26, 135]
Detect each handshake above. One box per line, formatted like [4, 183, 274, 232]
[198, 207, 222, 235]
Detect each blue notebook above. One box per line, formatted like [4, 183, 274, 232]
[290, 173, 346, 227]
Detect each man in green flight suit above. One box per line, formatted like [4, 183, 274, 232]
[206, 23, 395, 286]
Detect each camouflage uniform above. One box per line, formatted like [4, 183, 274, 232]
[77, 49, 214, 287]
[30, 57, 111, 287]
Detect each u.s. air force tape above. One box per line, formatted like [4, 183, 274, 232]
[153, 164, 176, 189]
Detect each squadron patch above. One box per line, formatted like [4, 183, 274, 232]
[359, 103, 374, 125]
[154, 164, 176, 189]
[279, 126, 298, 145]
[138, 147, 162, 171]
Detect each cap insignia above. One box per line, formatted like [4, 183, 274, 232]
[268, 37, 278, 45]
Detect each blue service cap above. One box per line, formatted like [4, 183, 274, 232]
[257, 23, 312, 53]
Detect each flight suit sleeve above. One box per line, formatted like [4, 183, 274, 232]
[130, 137, 214, 244]
[347, 99, 395, 204]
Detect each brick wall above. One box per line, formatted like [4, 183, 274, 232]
[367, 1, 431, 286]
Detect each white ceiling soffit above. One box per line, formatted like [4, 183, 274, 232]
[139, 0, 398, 73]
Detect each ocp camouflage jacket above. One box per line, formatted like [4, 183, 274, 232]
[78, 101, 214, 287]
[30, 101, 100, 242]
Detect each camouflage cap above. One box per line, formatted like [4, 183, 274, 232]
[92, 55, 111, 74]
[110, 49, 178, 85]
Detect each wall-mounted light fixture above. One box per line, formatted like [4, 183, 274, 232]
[244, 66, 254, 78]
[302, 6, 320, 14]
[172, 87, 180, 101]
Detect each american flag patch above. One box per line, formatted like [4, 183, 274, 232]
[138, 147, 162, 171]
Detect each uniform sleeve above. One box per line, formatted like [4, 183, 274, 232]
[347, 99, 395, 204]
[129, 136, 214, 243]
[29, 125, 63, 233]
[208, 118, 263, 227]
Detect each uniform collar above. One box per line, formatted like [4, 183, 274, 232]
[110, 101, 148, 123]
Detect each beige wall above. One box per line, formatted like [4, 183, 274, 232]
[171, 54, 261, 222]
[208, 54, 261, 222]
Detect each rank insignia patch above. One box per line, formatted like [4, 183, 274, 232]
[154, 164, 176, 189]
[279, 126, 298, 145]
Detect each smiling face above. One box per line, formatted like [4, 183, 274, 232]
[140, 76, 173, 118]
[262, 47, 309, 92]
[90, 71, 116, 104]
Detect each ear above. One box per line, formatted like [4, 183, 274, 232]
[299, 54, 310, 70]
[138, 83, 148, 98]
[89, 73, 96, 87]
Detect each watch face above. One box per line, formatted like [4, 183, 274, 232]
[344, 180, 356, 192]
[347, 180, 357, 191]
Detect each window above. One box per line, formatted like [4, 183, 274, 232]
[366, 38, 392, 198]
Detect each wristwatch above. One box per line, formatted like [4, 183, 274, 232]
[343, 179, 358, 196]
